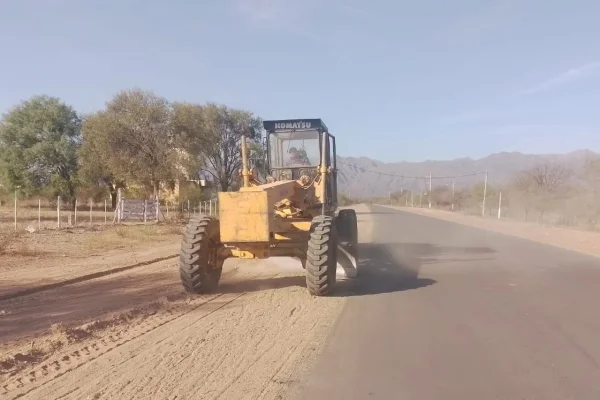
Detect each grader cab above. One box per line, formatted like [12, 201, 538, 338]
[179, 118, 358, 296]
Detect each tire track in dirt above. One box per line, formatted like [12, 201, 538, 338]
[1, 267, 265, 399]
[3, 205, 372, 399]
[3, 266, 347, 400]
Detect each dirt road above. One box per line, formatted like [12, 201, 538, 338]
[2, 265, 346, 399]
[3, 204, 600, 399]
[0, 231, 357, 399]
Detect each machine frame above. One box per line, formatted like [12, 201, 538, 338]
[178, 118, 358, 296]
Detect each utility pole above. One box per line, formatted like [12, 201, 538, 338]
[497, 191, 502, 219]
[428, 172, 432, 209]
[482, 170, 488, 217]
[401, 175, 404, 197]
[451, 179, 455, 211]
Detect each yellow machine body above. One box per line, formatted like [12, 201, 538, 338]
[217, 177, 319, 260]
[178, 118, 357, 297]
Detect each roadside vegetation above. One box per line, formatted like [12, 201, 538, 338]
[371, 160, 600, 231]
[0, 90, 264, 213]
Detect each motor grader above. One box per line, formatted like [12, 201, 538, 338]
[179, 118, 358, 296]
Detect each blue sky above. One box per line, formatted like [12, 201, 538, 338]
[1, 0, 599, 162]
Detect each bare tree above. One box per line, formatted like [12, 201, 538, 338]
[527, 163, 573, 194]
[511, 163, 573, 223]
[172, 102, 262, 192]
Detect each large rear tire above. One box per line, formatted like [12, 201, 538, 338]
[179, 216, 223, 294]
[305, 215, 337, 296]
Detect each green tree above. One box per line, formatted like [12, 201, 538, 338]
[248, 140, 267, 180]
[171, 102, 207, 180]
[79, 88, 180, 200]
[0, 95, 81, 207]
[78, 111, 126, 209]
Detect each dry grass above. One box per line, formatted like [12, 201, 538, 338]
[0, 220, 184, 271]
[0, 233, 16, 255]
[82, 223, 184, 253]
[0, 232, 43, 257]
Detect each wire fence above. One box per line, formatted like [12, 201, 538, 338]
[345, 164, 600, 232]
[3, 161, 598, 233]
[0, 194, 219, 233]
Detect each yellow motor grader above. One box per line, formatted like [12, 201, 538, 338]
[179, 119, 358, 296]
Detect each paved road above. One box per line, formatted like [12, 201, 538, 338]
[290, 205, 600, 400]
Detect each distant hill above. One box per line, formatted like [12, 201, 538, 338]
[337, 149, 599, 199]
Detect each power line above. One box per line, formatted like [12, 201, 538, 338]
[337, 160, 486, 180]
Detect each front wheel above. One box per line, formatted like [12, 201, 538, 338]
[305, 215, 337, 296]
[179, 216, 223, 293]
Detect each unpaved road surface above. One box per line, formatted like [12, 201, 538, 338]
[4, 204, 600, 399]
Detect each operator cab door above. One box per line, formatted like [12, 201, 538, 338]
[328, 133, 337, 209]
[321, 131, 337, 212]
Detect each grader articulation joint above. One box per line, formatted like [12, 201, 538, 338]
[179, 118, 358, 296]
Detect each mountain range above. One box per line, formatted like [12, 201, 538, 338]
[336, 149, 599, 199]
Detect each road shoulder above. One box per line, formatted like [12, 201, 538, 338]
[380, 204, 600, 260]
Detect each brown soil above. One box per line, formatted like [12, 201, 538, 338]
[0, 205, 376, 400]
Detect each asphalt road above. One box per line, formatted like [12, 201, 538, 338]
[290, 205, 600, 400]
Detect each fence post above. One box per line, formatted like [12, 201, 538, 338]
[57, 196, 61, 229]
[117, 188, 122, 223]
[74, 199, 78, 226]
[38, 199, 41, 232]
[104, 199, 107, 224]
[14, 190, 17, 231]
[209, 199, 212, 215]
[90, 199, 93, 226]
[155, 196, 159, 221]
[166, 202, 169, 218]
[497, 191, 502, 219]
[144, 200, 147, 224]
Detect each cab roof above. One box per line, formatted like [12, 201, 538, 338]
[263, 119, 328, 132]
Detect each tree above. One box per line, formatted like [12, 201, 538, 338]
[79, 88, 180, 201]
[173, 102, 262, 191]
[0, 95, 81, 207]
[576, 157, 600, 228]
[510, 163, 573, 222]
[78, 112, 126, 209]
[170, 102, 207, 181]
[248, 140, 267, 180]
[527, 163, 572, 194]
